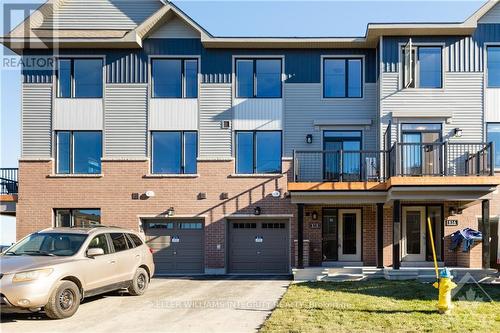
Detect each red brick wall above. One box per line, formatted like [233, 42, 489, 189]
[17, 159, 293, 270]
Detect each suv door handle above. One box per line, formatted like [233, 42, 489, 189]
[108, 260, 116, 264]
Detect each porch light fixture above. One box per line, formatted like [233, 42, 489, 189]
[254, 207, 262, 216]
[311, 211, 318, 220]
[166, 207, 175, 217]
[306, 134, 313, 144]
[453, 128, 463, 137]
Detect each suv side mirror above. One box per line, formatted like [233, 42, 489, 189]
[87, 248, 105, 257]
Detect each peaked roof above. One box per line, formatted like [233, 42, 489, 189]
[1, 0, 499, 52]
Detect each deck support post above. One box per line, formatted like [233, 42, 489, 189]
[393, 200, 401, 269]
[297, 204, 305, 269]
[482, 199, 490, 269]
[377, 203, 384, 268]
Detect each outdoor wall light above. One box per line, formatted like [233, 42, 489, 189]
[311, 211, 318, 220]
[454, 128, 463, 137]
[306, 134, 313, 144]
[254, 207, 262, 216]
[449, 207, 457, 216]
[166, 207, 175, 217]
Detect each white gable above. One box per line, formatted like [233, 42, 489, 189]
[148, 16, 201, 39]
[479, 3, 500, 23]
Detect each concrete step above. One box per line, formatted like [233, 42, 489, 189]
[384, 269, 419, 280]
[320, 274, 367, 282]
[401, 261, 444, 268]
[326, 267, 363, 275]
[292, 268, 328, 283]
[322, 261, 363, 268]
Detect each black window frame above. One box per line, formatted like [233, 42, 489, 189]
[151, 58, 199, 99]
[487, 122, 500, 170]
[150, 131, 198, 174]
[235, 58, 283, 98]
[55, 130, 103, 175]
[402, 45, 443, 89]
[323, 57, 364, 98]
[56, 58, 104, 99]
[235, 130, 283, 174]
[54, 208, 101, 228]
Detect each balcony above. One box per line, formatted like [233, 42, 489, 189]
[0, 168, 18, 195]
[293, 142, 495, 183]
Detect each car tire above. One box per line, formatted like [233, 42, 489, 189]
[128, 267, 149, 296]
[44, 280, 81, 319]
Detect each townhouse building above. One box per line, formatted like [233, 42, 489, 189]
[2, 0, 500, 276]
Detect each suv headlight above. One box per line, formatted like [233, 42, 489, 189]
[12, 268, 54, 283]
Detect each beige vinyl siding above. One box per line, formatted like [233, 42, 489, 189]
[381, 72, 484, 145]
[39, 0, 162, 30]
[104, 84, 148, 157]
[199, 83, 232, 158]
[21, 84, 52, 158]
[148, 16, 201, 39]
[283, 83, 378, 156]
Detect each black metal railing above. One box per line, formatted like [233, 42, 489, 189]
[293, 142, 495, 182]
[293, 150, 385, 182]
[0, 168, 18, 194]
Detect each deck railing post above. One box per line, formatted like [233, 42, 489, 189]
[339, 149, 343, 182]
[490, 142, 495, 176]
[443, 141, 448, 176]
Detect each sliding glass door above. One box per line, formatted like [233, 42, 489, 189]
[323, 131, 362, 181]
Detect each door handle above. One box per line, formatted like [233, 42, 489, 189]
[108, 260, 116, 264]
[135, 254, 140, 259]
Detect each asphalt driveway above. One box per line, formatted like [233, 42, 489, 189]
[1, 276, 290, 333]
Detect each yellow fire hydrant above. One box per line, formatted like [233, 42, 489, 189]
[433, 268, 457, 314]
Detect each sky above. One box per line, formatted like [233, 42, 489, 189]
[0, 0, 488, 243]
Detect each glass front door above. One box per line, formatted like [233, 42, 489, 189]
[401, 124, 442, 176]
[323, 131, 362, 181]
[338, 209, 362, 261]
[402, 207, 426, 261]
[322, 209, 338, 261]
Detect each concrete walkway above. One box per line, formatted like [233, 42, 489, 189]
[1, 277, 290, 333]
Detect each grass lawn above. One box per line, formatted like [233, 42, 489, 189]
[260, 280, 500, 333]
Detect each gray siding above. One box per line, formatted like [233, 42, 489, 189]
[284, 83, 378, 156]
[39, 0, 162, 30]
[21, 84, 52, 158]
[198, 83, 232, 158]
[104, 84, 148, 157]
[381, 72, 484, 144]
[479, 3, 500, 23]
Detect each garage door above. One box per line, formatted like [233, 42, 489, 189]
[228, 220, 289, 274]
[144, 219, 204, 275]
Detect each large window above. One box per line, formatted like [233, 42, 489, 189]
[236, 131, 282, 174]
[55, 209, 101, 228]
[323, 58, 362, 98]
[57, 58, 103, 98]
[403, 46, 442, 89]
[152, 131, 197, 174]
[487, 47, 500, 88]
[151, 59, 198, 98]
[236, 59, 282, 98]
[56, 131, 102, 174]
[487, 123, 500, 169]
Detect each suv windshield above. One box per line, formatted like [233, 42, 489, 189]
[4, 233, 88, 257]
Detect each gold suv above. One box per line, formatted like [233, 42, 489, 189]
[0, 226, 155, 319]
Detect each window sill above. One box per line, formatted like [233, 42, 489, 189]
[229, 173, 284, 178]
[143, 174, 200, 178]
[47, 174, 103, 178]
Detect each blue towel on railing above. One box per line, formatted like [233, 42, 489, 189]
[450, 228, 482, 252]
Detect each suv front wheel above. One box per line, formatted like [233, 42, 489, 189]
[45, 280, 81, 319]
[128, 267, 149, 296]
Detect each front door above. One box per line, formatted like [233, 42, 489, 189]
[401, 123, 442, 176]
[322, 209, 339, 261]
[402, 207, 426, 261]
[338, 209, 362, 261]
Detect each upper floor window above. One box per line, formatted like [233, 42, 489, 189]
[487, 123, 500, 169]
[151, 131, 197, 174]
[236, 131, 282, 174]
[236, 59, 282, 98]
[487, 47, 500, 88]
[323, 58, 362, 98]
[57, 59, 103, 98]
[56, 131, 102, 174]
[403, 45, 442, 89]
[55, 208, 101, 227]
[151, 59, 198, 98]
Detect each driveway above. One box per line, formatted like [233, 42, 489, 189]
[1, 277, 290, 333]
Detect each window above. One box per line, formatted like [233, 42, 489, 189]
[5, 233, 88, 257]
[236, 131, 282, 174]
[88, 234, 110, 255]
[487, 123, 500, 169]
[125, 234, 135, 249]
[487, 47, 500, 88]
[55, 209, 101, 228]
[56, 131, 102, 174]
[151, 59, 198, 98]
[110, 233, 128, 252]
[402, 45, 442, 89]
[236, 59, 282, 98]
[128, 234, 143, 247]
[179, 222, 203, 229]
[323, 58, 362, 98]
[232, 223, 257, 229]
[57, 58, 103, 98]
[151, 131, 197, 174]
